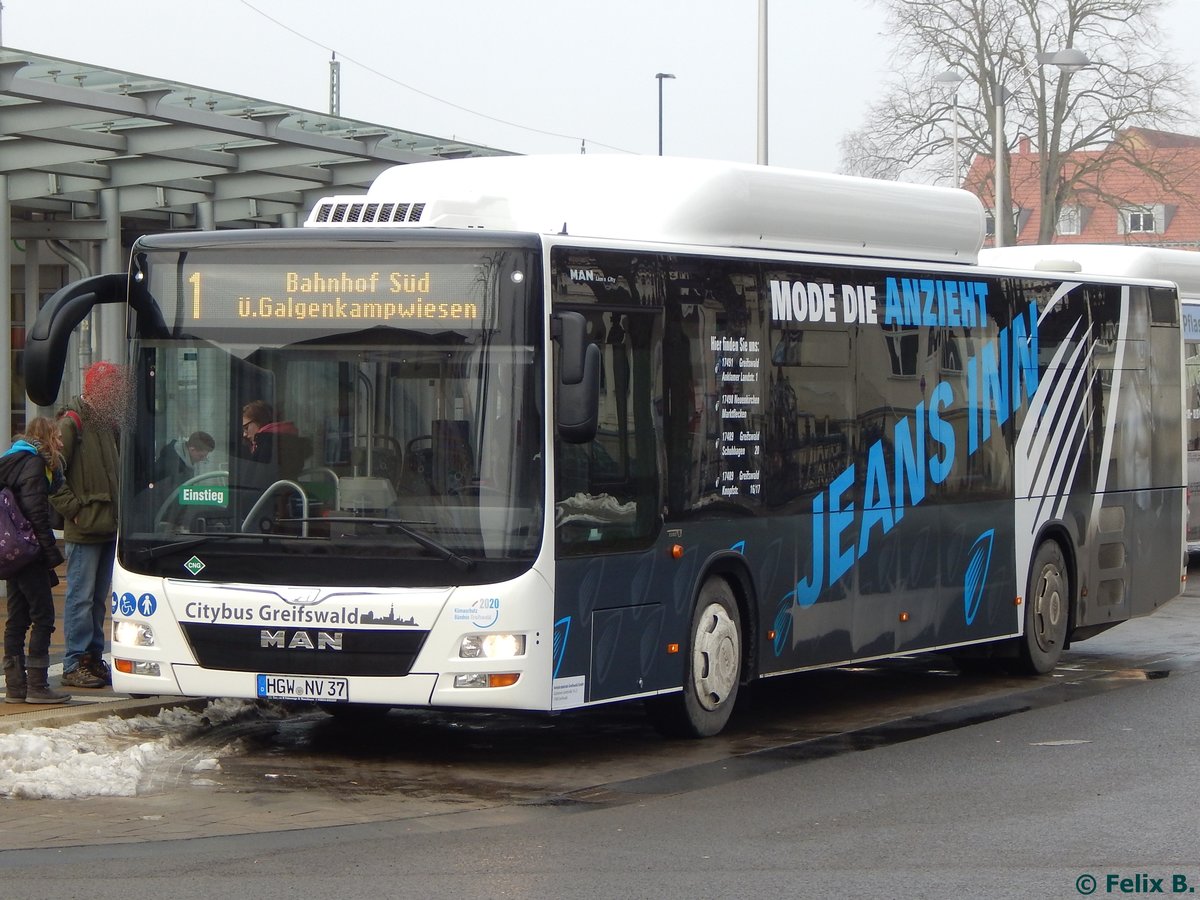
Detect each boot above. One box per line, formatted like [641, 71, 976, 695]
[25, 660, 71, 704]
[82, 652, 113, 686]
[2, 655, 26, 703]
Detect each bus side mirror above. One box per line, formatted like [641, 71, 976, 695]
[552, 311, 600, 444]
[25, 273, 126, 407]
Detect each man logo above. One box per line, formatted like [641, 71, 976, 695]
[280, 589, 321, 606]
[260, 629, 344, 651]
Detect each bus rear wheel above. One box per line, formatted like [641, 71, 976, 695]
[646, 576, 742, 738]
[1016, 539, 1070, 675]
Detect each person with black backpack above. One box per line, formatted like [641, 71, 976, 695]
[0, 417, 70, 704]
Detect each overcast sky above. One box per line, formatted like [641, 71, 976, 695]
[3, 0, 1200, 174]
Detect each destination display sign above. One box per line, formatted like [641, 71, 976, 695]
[154, 260, 493, 330]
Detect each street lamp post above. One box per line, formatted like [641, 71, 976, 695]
[656, 72, 675, 156]
[993, 79, 1008, 247]
[934, 69, 965, 185]
[992, 48, 1092, 247]
[757, 0, 768, 165]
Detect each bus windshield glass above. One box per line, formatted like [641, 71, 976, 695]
[119, 242, 544, 587]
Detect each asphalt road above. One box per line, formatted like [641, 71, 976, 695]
[2, 569, 1199, 899]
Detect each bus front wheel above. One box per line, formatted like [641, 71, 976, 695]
[1016, 540, 1070, 675]
[646, 576, 742, 738]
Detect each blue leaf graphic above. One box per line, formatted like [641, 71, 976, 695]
[552, 616, 571, 678]
[963, 529, 994, 625]
[772, 592, 794, 656]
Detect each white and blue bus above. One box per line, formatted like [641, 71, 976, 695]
[982, 244, 1200, 559]
[26, 157, 1186, 736]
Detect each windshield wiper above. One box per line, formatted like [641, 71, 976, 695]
[282, 517, 476, 571]
[132, 530, 318, 561]
[131, 535, 235, 560]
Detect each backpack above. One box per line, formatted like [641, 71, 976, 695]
[0, 485, 40, 578]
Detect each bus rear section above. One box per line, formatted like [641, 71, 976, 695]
[983, 244, 1197, 557]
[1184, 302, 1200, 555]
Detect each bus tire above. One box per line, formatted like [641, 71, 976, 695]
[645, 576, 742, 738]
[1015, 539, 1070, 675]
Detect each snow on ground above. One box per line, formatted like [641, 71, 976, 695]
[0, 699, 267, 800]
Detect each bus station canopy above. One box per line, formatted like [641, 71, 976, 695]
[0, 47, 511, 238]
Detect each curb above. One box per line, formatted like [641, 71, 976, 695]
[0, 695, 207, 734]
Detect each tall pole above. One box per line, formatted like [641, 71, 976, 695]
[993, 80, 1006, 248]
[952, 90, 960, 186]
[656, 73, 675, 156]
[329, 52, 341, 116]
[934, 70, 965, 186]
[757, 0, 768, 165]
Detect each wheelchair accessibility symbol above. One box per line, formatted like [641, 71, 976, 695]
[117, 593, 158, 617]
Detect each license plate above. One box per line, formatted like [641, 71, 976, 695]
[256, 673, 349, 702]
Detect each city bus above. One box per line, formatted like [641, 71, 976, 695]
[25, 156, 1186, 737]
[982, 244, 1200, 557]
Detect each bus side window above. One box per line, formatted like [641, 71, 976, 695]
[555, 310, 661, 549]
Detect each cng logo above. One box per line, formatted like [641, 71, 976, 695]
[184, 555, 206, 576]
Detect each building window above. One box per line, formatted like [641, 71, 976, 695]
[1127, 209, 1155, 233]
[984, 206, 1022, 239]
[882, 323, 918, 377]
[1057, 205, 1082, 236]
[1118, 204, 1171, 236]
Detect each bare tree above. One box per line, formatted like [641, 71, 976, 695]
[841, 0, 1193, 245]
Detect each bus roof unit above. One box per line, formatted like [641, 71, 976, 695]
[981, 244, 1200, 301]
[306, 155, 986, 265]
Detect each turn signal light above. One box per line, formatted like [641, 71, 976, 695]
[114, 658, 160, 677]
[454, 672, 520, 689]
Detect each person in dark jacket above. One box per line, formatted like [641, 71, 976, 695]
[241, 401, 301, 470]
[1, 417, 71, 704]
[51, 361, 126, 689]
[153, 430, 215, 490]
[241, 399, 310, 483]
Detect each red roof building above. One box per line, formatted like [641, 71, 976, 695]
[962, 128, 1200, 248]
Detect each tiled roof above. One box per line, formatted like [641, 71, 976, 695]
[962, 129, 1200, 248]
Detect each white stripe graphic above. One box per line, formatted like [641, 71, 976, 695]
[1089, 289, 1130, 528]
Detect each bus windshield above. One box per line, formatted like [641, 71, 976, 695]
[118, 241, 545, 587]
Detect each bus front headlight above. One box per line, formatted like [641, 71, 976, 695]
[114, 620, 155, 647]
[459, 633, 526, 659]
